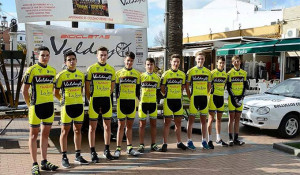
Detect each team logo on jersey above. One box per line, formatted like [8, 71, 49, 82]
[192, 75, 208, 81]
[213, 77, 226, 83]
[120, 77, 137, 84]
[35, 76, 54, 83]
[66, 74, 70, 78]
[47, 70, 54, 74]
[63, 80, 82, 87]
[141, 82, 157, 88]
[231, 77, 244, 82]
[92, 73, 112, 80]
[167, 78, 182, 84]
[96, 67, 100, 71]
[38, 69, 42, 73]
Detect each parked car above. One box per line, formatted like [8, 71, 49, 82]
[241, 78, 300, 138]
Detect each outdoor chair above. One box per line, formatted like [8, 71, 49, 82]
[249, 79, 258, 93]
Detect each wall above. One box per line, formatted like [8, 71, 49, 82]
[282, 6, 300, 35]
[183, 0, 282, 38]
[183, 24, 280, 44]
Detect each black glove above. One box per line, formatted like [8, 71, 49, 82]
[232, 95, 244, 108]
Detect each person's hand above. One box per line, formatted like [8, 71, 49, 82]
[232, 95, 243, 108]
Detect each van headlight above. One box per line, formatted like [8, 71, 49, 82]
[257, 107, 270, 115]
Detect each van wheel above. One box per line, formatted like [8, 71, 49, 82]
[278, 114, 300, 138]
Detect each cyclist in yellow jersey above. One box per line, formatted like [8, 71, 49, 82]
[207, 56, 229, 148]
[227, 56, 247, 146]
[85, 47, 115, 162]
[55, 51, 88, 168]
[186, 52, 211, 150]
[22, 46, 58, 175]
[137, 58, 161, 153]
[114, 52, 141, 158]
[159, 54, 187, 152]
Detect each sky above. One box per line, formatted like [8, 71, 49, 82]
[1, 0, 300, 47]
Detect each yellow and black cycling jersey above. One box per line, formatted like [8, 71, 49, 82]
[23, 62, 56, 105]
[86, 62, 115, 97]
[55, 69, 85, 105]
[227, 68, 247, 96]
[210, 68, 227, 96]
[140, 72, 160, 103]
[186, 66, 211, 96]
[161, 69, 185, 99]
[115, 67, 140, 100]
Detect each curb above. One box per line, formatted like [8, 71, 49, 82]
[273, 141, 300, 157]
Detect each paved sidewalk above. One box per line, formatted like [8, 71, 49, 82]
[1, 117, 300, 175]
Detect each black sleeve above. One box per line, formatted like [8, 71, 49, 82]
[136, 84, 141, 100]
[242, 80, 248, 97]
[110, 92, 114, 106]
[227, 81, 234, 97]
[115, 83, 119, 100]
[156, 88, 162, 104]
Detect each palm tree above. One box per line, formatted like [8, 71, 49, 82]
[168, 0, 183, 69]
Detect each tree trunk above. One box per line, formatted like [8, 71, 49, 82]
[168, 0, 183, 69]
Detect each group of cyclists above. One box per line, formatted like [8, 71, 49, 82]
[73, 0, 109, 16]
[23, 46, 247, 175]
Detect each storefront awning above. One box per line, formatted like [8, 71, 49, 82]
[216, 43, 241, 56]
[217, 40, 279, 56]
[275, 38, 300, 52]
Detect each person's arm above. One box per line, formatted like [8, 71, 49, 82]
[22, 84, 30, 107]
[111, 81, 115, 95]
[242, 80, 248, 97]
[227, 81, 234, 97]
[207, 82, 211, 94]
[85, 81, 91, 101]
[54, 89, 61, 101]
[160, 84, 165, 97]
[186, 82, 191, 99]
[136, 84, 141, 100]
[115, 83, 120, 100]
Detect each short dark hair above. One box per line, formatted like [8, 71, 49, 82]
[217, 56, 225, 62]
[125, 51, 135, 59]
[232, 55, 241, 61]
[195, 52, 205, 57]
[97, 46, 108, 52]
[64, 51, 76, 62]
[37, 46, 50, 54]
[145, 57, 155, 64]
[170, 54, 181, 59]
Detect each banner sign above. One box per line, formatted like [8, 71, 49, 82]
[16, 0, 148, 27]
[25, 24, 147, 72]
